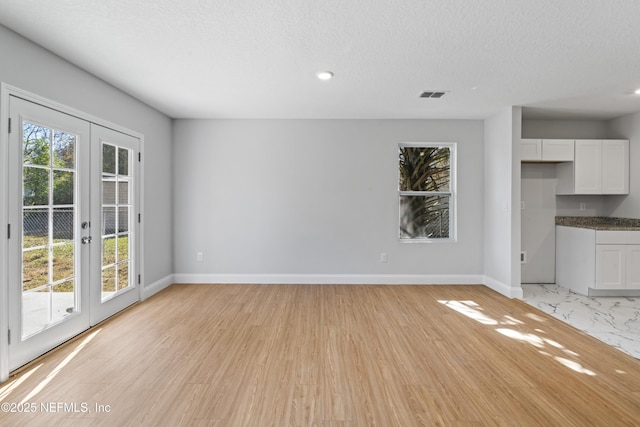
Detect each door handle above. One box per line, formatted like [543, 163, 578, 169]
[81, 236, 92, 244]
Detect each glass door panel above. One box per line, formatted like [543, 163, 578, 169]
[90, 125, 139, 326]
[101, 145, 133, 300]
[8, 96, 91, 371]
[22, 122, 78, 336]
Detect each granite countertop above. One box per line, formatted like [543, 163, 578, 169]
[556, 216, 640, 231]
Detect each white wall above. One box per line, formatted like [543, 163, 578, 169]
[0, 25, 174, 287]
[522, 119, 608, 140]
[521, 164, 556, 283]
[511, 109, 522, 295]
[607, 111, 640, 218]
[484, 107, 522, 297]
[172, 119, 485, 282]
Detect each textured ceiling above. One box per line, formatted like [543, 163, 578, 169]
[1, 0, 640, 120]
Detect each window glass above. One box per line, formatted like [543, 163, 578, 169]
[398, 144, 455, 241]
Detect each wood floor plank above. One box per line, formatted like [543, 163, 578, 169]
[1, 284, 640, 426]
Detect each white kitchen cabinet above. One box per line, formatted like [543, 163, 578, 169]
[521, 139, 573, 162]
[573, 140, 601, 193]
[542, 139, 574, 161]
[556, 139, 628, 195]
[556, 226, 640, 295]
[596, 245, 625, 289]
[595, 244, 640, 290]
[625, 246, 640, 289]
[602, 140, 629, 194]
[556, 226, 596, 296]
[521, 139, 542, 161]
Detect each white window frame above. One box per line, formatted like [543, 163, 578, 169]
[398, 142, 457, 242]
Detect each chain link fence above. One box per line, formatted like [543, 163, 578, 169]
[23, 208, 74, 240]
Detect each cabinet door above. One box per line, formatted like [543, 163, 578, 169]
[601, 139, 629, 194]
[542, 139, 574, 161]
[574, 140, 601, 194]
[626, 246, 640, 289]
[521, 139, 542, 161]
[596, 245, 625, 289]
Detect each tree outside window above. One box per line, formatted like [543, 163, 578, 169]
[399, 144, 455, 240]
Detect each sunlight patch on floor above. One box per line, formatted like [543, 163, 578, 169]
[437, 300, 498, 325]
[524, 312, 547, 322]
[0, 364, 42, 402]
[495, 328, 544, 347]
[439, 300, 598, 377]
[19, 328, 101, 404]
[555, 356, 596, 376]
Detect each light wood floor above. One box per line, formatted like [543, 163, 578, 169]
[1, 284, 640, 426]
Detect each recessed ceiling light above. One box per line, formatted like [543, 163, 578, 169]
[635, 88, 640, 95]
[316, 71, 334, 80]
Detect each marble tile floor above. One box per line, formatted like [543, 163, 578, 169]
[521, 284, 640, 359]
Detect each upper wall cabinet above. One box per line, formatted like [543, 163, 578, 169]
[521, 139, 574, 162]
[521, 139, 542, 160]
[556, 139, 629, 195]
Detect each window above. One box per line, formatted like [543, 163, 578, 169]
[398, 143, 456, 241]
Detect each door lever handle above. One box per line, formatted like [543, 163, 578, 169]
[81, 236, 92, 244]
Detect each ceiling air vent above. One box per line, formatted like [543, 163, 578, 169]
[420, 90, 448, 98]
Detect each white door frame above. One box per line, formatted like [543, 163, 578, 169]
[0, 83, 145, 383]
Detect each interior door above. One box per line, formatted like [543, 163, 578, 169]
[7, 97, 140, 372]
[89, 124, 139, 325]
[8, 96, 91, 370]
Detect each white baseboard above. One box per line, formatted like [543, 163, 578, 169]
[143, 274, 523, 299]
[483, 275, 523, 299]
[142, 274, 174, 300]
[172, 273, 484, 286]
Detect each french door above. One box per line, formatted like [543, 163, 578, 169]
[7, 96, 139, 371]
[89, 125, 139, 326]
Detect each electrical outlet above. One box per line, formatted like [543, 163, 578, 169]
[380, 252, 388, 263]
[521, 251, 527, 264]
[197, 252, 203, 261]
[521, 201, 525, 210]
[580, 203, 586, 211]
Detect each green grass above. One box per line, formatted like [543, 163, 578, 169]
[22, 234, 129, 293]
